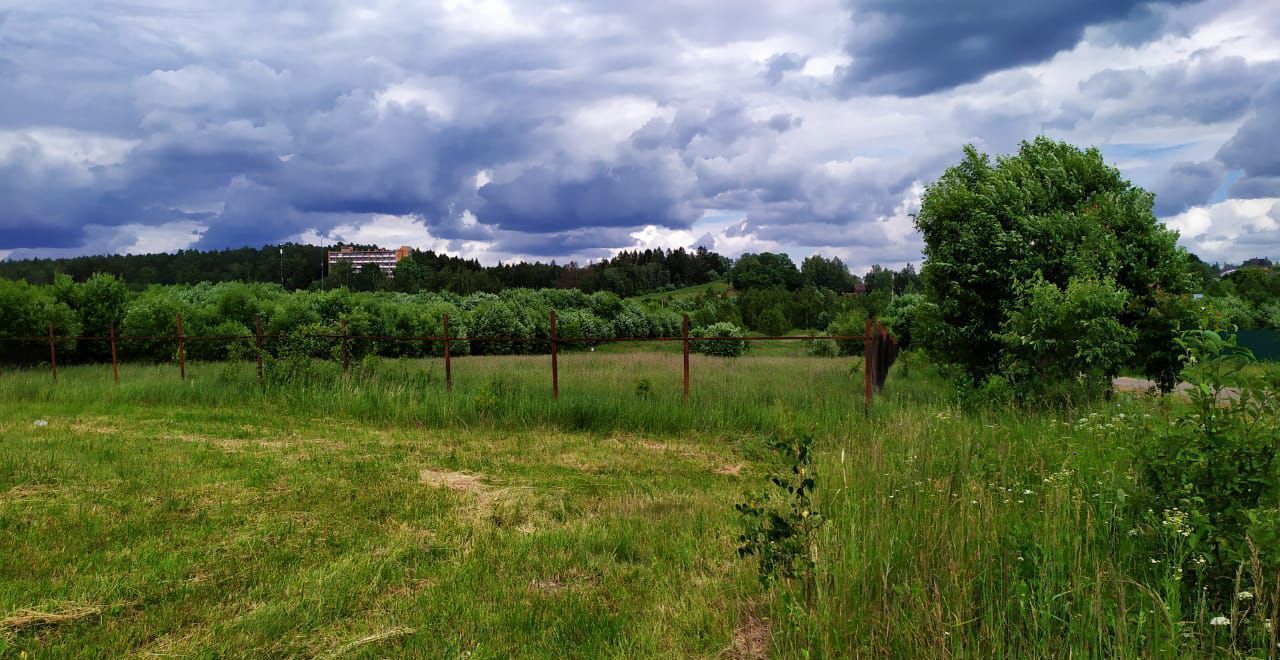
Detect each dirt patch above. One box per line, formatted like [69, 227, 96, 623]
[725, 613, 771, 659]
[714, 464, 744, 476]
[1112, 377, 1239, 401]
[418, 469, 487, 494]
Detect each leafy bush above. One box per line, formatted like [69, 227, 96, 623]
[0, 279, 80, 363]
[737, 434, 824, 587]
[120, 290, 190, 362]
[555, 309, 613, 348]
[882, 292, 927, 351]
[758, 306, 789, 336]
[825, 312, 867, 357]
[1136, 329, 1280, 604]
[955, 373, 1015, 409]
[804, 338, 838, 357]
[997, 274, 1135, 400]
[273, 322, 337, 360]
[70, 273, 130, 361]
[692, 322, 749, 357]
[467, 299, 532, 355]
[186, 319, 252, 362]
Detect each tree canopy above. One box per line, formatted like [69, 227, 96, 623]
[914, 137, 1192, 391]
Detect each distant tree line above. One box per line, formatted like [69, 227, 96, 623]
[0, 244, 734, 298]
[0, 249, 925, 365]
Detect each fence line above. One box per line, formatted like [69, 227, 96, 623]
[4, 311, 900, 407]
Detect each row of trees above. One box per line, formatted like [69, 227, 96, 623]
[0, 277, 698, 364]
[0, 263, 910, 365]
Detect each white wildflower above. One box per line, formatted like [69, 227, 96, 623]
[34, 419, 48, 427]
[1210, 616, 1230, 626]
[1237, 591, 1254, 601]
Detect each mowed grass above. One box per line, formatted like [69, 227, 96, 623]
[0, 353, 872, 658]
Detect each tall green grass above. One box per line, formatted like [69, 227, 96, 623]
[770, 367, 1279, 658]
[4, 355, 1274, 657]
[0, 352, 872, 437]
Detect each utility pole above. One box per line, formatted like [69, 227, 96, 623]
[279, 246, 284, 289]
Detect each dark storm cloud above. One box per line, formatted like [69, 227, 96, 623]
[478, 158, 699, 234]
[1218, 81, 1280, 190]
[835, 0, 1194, 96]
[1081, 56, 1274, 125]
[1153, 161, 1225, 215]
[1, 0, 1277, 265]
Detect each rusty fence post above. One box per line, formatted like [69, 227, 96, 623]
[550, 309, 559, 400]
[682, 314, 690, 404]
[254, 315, 264, 387]
[177, 313, 186, 381]
[47, 322, 57, 382]
[443, 314, 452, 392]
[110, 321, 119, 384]
[341, 318, 350, 376]
[875, 320, 883, 391]
[863, 318, 872, 412]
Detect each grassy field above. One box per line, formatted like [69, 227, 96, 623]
[632, 280, 731, 307]
[0, 353, 868, 658]
[2, 354, 1276, 657]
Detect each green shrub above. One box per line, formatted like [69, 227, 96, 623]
[825, 312, 867, 357]
[467, 299, 532, 355]
[0, 279, 80, 363]
[737, 434, 824, 587]
[555, 309, 614, 348]
[882, 293, 927, 351]
[804, 338, 838, 357]
[186, 319, 252, 361]
[692, 322, 749, 357]
[1136, 329, 1280, 605]
[120, 290, 190, 362]
[758, 306, 789, 336]
[997, 274, 1135, 401]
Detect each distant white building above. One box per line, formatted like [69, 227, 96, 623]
[326, 245, 411, 276]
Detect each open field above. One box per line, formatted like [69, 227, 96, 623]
[2, 355, 1277, 658]
[631, 280, 732, 306]
[0, 354, 869, 658]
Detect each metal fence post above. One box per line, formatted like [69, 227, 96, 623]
[550, 309, 559, 400]
[254, 315, 264, 387]
[682, 314, 690, 404]
[47, 322, 57, 382]
[341, 318, 349, 375]
[443, 314, 452, 392]
[110, 321, 119, 384]
[177, 313, 186, 380]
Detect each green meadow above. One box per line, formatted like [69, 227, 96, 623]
[1, 354, 1276, 657]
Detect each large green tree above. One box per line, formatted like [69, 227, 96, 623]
[800, 254, 854, 292]
[730, 252, 802, 291]
[915, 137, 1192, 389]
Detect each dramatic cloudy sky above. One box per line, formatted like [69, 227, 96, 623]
[1, 0, 1278, 270]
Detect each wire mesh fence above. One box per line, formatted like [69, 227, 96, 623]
[1, 312, 900, 408]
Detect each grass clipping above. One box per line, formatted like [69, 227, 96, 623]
[1, 603, 101, 632]
[318, 627, 415, 659]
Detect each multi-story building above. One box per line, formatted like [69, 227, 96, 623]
[326, 245, 411, 276]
